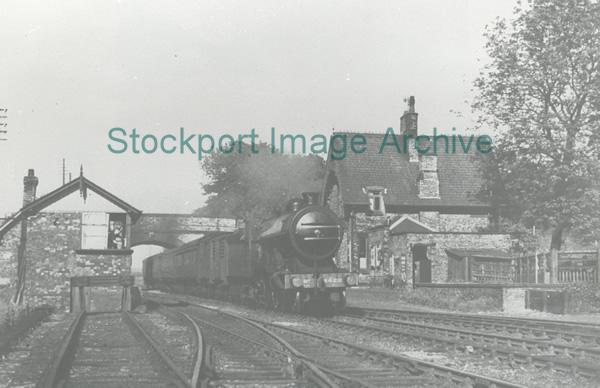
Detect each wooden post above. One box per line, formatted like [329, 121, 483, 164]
[79, 286, 86, 312]
[13, 219, 28, 305]
[121, 286, 131, 311]
[70, 285, 77, 312]
[533, 250, 540, 284]
[596, 248, 600, 284]
[348, 214, 354, 273]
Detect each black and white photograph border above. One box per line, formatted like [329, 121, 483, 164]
[0, 1, 599, 387]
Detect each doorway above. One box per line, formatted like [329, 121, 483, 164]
[412, 244, 432, 283]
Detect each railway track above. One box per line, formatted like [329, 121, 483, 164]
[158, 301, 354, 387]
[337, 307, 600, 378]
[40, 311, 201, 388]
[345, 307, 600, 345]
[150, 295, 526, 388]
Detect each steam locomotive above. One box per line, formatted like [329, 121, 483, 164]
[142, 192, 358, 313]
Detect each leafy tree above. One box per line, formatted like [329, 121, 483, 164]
[196, 141, 326, 226]
[474, 0, 600, 248]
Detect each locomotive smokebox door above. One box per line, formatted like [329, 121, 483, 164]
[290, 206, 343, 264]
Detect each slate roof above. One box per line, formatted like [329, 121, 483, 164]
[326, 132, 490, 210]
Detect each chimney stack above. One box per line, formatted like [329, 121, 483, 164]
[23, 169, 39, 206]
[400, 96, 418, 136]
[418, 156, 440, 199]
[400, 96, 419, 162]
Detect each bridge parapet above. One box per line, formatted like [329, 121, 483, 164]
[130, 214, 243, 249]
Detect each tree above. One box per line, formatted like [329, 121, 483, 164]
[196, 142, 326, 226]
[474, 0, 600, 249]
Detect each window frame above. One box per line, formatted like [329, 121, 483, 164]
[79, 211, 131, 254]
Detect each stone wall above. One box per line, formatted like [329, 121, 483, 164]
[407, 233, 512, 283]
[398, 286, 503, 312]
[0, 223, 19, 306]
[326, 184, 349, 270]
[438, 214, 488, 232]
[131, 213, 240, 248]
[323, 181, 499, 277]
[0, 212, 131, 311]
[352, 212, 397, 272]
[366, 231, 512, 284]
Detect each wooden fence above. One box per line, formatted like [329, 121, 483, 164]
[516, 250, 599, 284]
[557, 250, 598, 284]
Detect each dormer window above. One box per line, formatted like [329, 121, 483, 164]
[363, 186, 386, 215]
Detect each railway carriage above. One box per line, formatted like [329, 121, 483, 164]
[143, 192, 357, 313]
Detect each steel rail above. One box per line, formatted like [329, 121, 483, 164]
[338, 313, 600, 357]
[180, 306, 347, 388]
[325, 315, 600, 378]
[39, 311, 85, 388]
[122, 311, 191, 387]
[345, 306, 600, 331]
[251, 318, 527, 388]
[180, 312, 205, 388]
[40, 311, 201, 388]
[151, 295, 526, 388]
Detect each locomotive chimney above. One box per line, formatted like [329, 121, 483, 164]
[286, 198, 303, 212]
[301, 192, 320, 206]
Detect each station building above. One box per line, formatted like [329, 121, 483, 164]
[321, 97, 515, 285]
[0, 169, 142, 310]
[0, 168, 242, 311]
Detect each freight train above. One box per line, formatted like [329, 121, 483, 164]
[143, 192, 358, 313]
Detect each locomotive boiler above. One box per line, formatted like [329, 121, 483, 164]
[143, 192, 358, 314]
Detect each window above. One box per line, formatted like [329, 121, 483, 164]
[357, 234, 367, 259]
[370, 244, 382, 269]
[363, 186, 386, 215]
[107, 213, 126, 249]
[81, 212, 127, 250]
[357, 234, 368, 272]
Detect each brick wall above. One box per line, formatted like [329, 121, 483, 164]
[0, 211, 131, 310]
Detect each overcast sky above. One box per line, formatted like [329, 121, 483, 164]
[0, 0, 516, 217]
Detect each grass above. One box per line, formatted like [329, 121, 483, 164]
[0, 301, 53, 358]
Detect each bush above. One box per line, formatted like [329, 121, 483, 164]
[565, 283, 600, 313]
